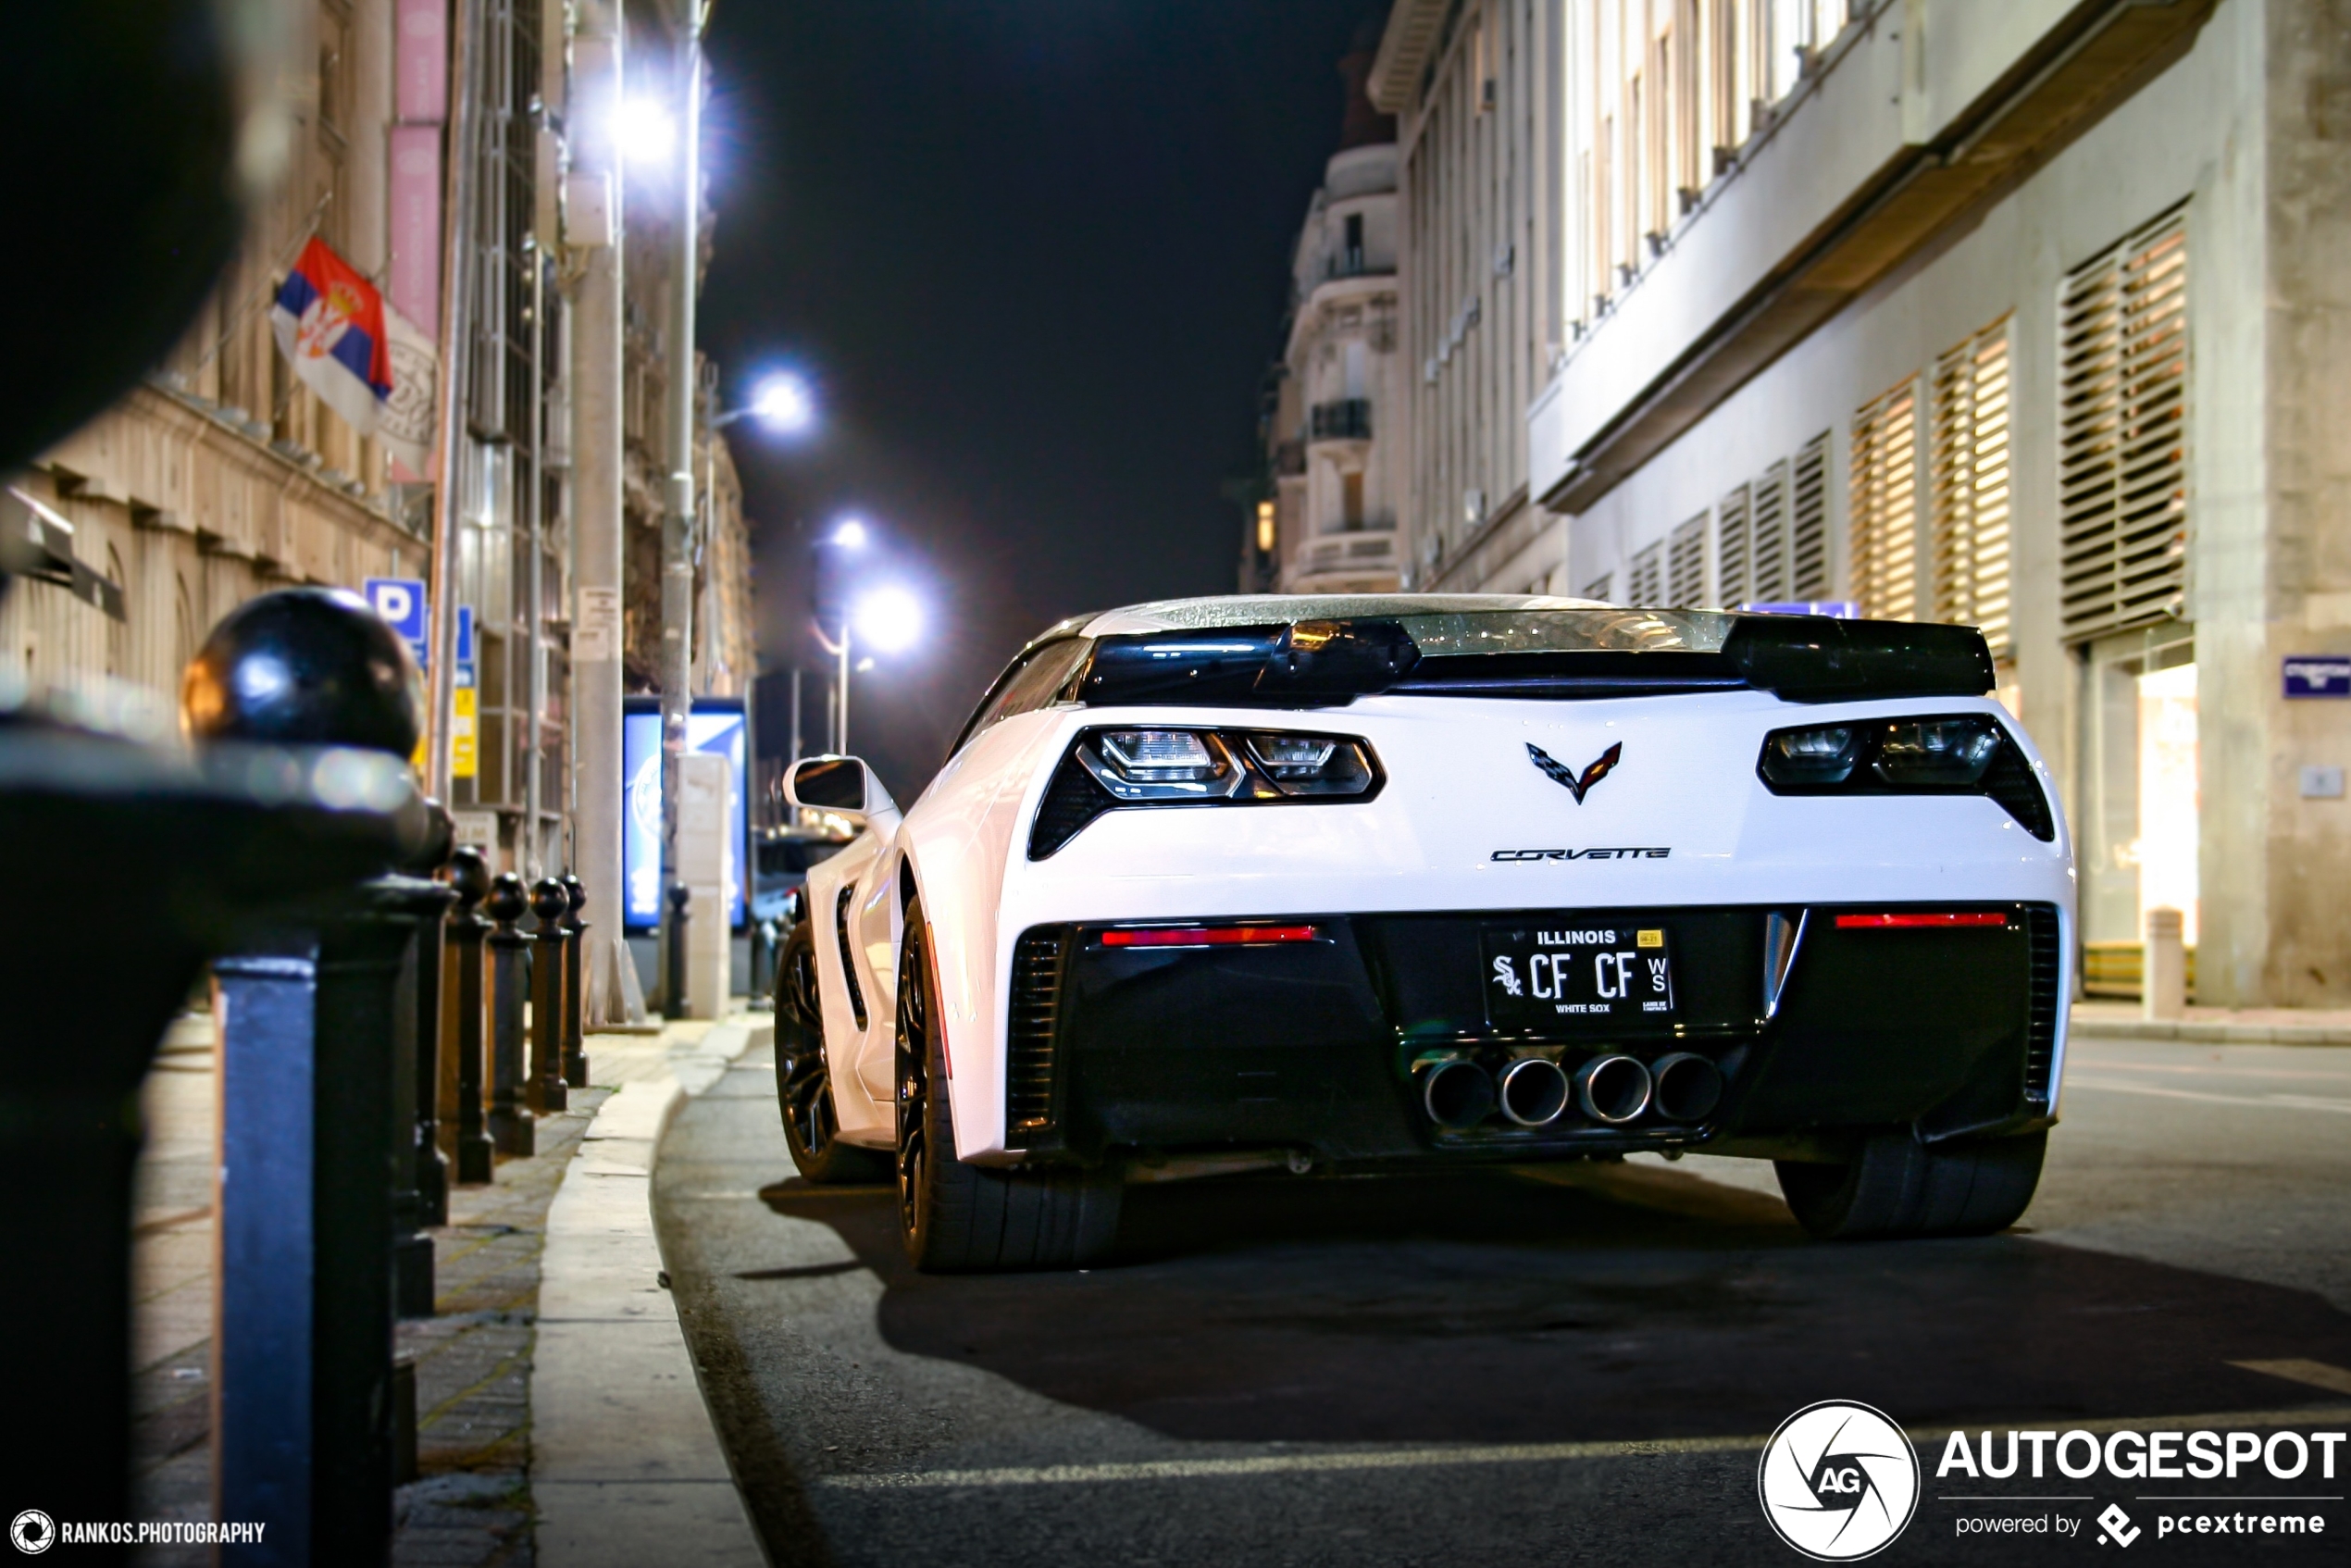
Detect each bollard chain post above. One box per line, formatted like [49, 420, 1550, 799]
[486, 873, 536, 1156]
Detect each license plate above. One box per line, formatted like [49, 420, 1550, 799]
[1482, 918, 1676, 1030]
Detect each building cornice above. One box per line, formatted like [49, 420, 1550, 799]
[1368, 0, 1449, 116]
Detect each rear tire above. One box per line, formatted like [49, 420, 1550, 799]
[896, 902, 1121, 1272]
[1776, 1130, 2046, 1240]
[774, 922, 890, 1185]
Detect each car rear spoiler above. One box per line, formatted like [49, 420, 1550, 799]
[1074, 615, 1995, 708]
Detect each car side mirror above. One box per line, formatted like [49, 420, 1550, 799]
[785, 754, 897, 824]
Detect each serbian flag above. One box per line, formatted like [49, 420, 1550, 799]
[270, 237, 394, 437]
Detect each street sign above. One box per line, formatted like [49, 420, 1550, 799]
[2283, 654, 2351, 698]
[364, 577, 429, 666]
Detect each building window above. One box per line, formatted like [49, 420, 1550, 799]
[1342, 470, 1365, 530]
[1931, 317, 2014, 656]
[1627, 540, 1664, 605]
[1750, 458, 1787, 604]
[1667, 514, 1707, 605]
[2059, 208, 2189, 643]
[1582, 574, 1615, 604]
[1788, 430, 1830, 600]
[1849, 378, 1921, 620]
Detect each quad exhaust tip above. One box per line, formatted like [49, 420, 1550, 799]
[1421, 1058, 1495, 1129]
[1650, 1052, 1724, 1124]
[1498, 1056, 1572, 1127]
[1574, 1053, 1652, 1125]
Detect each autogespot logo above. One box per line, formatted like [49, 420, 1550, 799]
[1758, 1400, 1922, 1561]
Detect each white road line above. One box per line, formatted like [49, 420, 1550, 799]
[821, 1407, 2351, 1491]
[2062, 1077, 2351, 1114]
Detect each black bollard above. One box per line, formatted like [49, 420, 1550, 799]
[560, 873, 591, 1087]
[189, 587, 439, 1566]
[391, 804, 456, 1315]
[529, 878, 569, 1114]
[486, 874, 536, 1156]
[412, 808, 456, 1228]
[665, 882, 691, 1020]
[447, 850, 495, 1185]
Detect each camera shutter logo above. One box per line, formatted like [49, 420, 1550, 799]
[1757, 1400, 1920, 1561]
[9, 1510, 55, 1556]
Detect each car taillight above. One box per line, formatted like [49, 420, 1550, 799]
[1756, 712, 2054, 840]
[1083, 729, 1240, 799]
[1759, 724, 1860, 787]
[1871, 716, 2001, 787]
[1032, 726, 1386, 857]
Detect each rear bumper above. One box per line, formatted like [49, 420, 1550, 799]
[1003, 902, 2063, 1166]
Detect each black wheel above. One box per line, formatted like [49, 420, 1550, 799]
[774, 922, 889, 1185]
[1776, 1129, 2046, 1240]
[896, 902, 1121, 1272]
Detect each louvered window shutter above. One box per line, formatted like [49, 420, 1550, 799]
[2059, 209, 2188, 641]
[1849, 380, 1921, 619]
[1750, 461, 1789, 604]
[1714, 484, 1751, 607]
[1790, 433, 1831, 600]
[1932, 318, 2015, 655]
[1628, 541, 1664, 605]
[1580, 574, 1614, 604]
[1667, 515, 1708, 606]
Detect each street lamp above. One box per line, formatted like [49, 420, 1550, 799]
[616, 96, 677, 166]
[831, 516, 868, 550]
[712, 371, 815, 435]
[813, 579, 924, 756]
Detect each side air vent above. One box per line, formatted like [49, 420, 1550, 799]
[2023, 903, 2061, 1107]
[1984, 741, 2057, 840]
[1006, 926, 1070, 1137]
[835, 886, 868, 1029]
[1027, 753, 1116, 859]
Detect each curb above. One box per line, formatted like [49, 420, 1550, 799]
[531, 1021, 772, 1568]
[2070, 1014, 2351, 1046]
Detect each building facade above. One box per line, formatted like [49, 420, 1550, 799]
[1371, 0, 2351, 1007]
[4, 0, 756, 885]
[1256, 53, 1409, 596]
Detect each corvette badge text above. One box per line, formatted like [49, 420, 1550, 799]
[1753, 1403, 2345, 1559]
[1491, 847, 1671, 862]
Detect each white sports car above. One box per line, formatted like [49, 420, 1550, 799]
[777, 595, 2071, 1272]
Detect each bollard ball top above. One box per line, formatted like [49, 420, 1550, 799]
[402, 799, 456, 875]
[560, 873, 587, 917]
[666, 883, 692, 913]
[529, 877, 567, 924]
[486, 871, 528, 924]
[180, 587, 423, 756]
[447, 846, 491, 909]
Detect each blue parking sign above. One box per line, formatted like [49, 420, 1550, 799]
[365, 577, 429, 665]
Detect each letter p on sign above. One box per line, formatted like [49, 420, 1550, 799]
[364, 577, 429, 663]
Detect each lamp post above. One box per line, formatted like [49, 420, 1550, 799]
[815, 581, 922, 758]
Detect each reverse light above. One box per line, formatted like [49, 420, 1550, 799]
[1101, 924, 1321, 948]
[1243, 731, 1376, 796]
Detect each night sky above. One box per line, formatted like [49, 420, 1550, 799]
[698, 0, 1383, 802]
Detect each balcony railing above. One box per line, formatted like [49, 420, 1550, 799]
[1289, 528, 1399, 580]
[1310, 399, 1372, 442]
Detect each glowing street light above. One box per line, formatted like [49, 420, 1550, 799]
[853, 587, 924, 653]
[711, 371, 815, 435]
[616, 96, 677, 166]
[831, 517, 869, 551]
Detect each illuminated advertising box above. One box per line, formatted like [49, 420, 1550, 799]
[621, 696, 749, 930]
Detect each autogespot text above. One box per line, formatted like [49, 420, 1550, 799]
[1936, 1427, 2345, 1481]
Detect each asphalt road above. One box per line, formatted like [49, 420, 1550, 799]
[652, 1035, 2351, 1567]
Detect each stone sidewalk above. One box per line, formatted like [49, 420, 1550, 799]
[127, 1012, 765, 1567]
[2071, 999, 2351, 1044]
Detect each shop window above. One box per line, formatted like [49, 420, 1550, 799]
[1849, 377, 1920, 619]
[1932, 318, 2014, 657]
[2059, 207, 2188, 642]
[2078, 628, 2198, 995]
